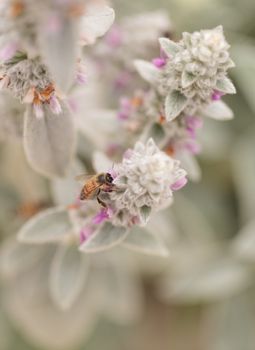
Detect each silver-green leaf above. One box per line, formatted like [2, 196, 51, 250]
[18, 207, 72, 244]
[203, 100, 234, 120]
[50, 244, 89, 310]
[216, 77, 236, 94]
[159, 37, 180, 57]
[165, 90, 188, 121]
[134, 60, 161, 84]
[139, 205, 152, 224]
[39, 18, 78, 92]
[181, 70, 197, 88]
[122, 227, 169, 257]
[79, 223, 128, 253]
[50, 159, 85, 206]
[23, 103, 76, 178]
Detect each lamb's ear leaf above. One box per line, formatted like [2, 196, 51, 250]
[122, 226, 169, 257]
[18, 207, 72, 244]
[24, 103, 76, 178]
[50, 244, 89, 310]
[0, 238, 47, 278]
[139, 205, 152, 225]
[181, 71, 197, 88]
[79, 223, 128, 253]
[79, 5, 115, 45]
[50, 159, 85, 206]
[165, 90, 188, 121]
[203, 100, 234, 120]
[134, 60, 161, 84]
[39, 17, 78, 92]
[216, 77, 236, 94]
[159, 38, 180, 57]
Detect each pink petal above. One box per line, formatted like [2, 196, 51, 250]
[171, 177, 188, 191]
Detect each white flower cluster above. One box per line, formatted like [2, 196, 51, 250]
[135, 26, 236, 122]
[109, 138, 187, 227]
[159, 26, 235, 115]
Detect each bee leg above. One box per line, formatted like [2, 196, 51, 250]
[96, 189, 107, 208]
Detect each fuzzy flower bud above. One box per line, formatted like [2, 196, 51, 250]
[109, 138, 187, 226]
[158, 26, 236, 119]
[0, 55, 62, 117]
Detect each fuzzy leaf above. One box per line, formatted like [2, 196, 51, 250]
[203, 100, 234, 120]
[149, 123, 166, 144]
[50, 244, 89, 310]
[165, 90, 188, 121]
[0, 239, 47, 278]
[50, 159, 85, 206]
[177, 152, 202, 182]
[159, 37, 180, 57]
[18, 207, 72, 244]
[39, 18, 78, 91]
[216, 77, 236, 94]
[181, 71, 197, 88]
[122, 227, 169, 257]
[139, 205, 152, 224]
[231, 44, 255, 113]
[158, 253, 250, 303]
[79, 223, 128, 253]
[233, 220, 255, 262]
[134, 60, 160, 84]
[24, 103, 76, 178]
[80, 5, 115, 45]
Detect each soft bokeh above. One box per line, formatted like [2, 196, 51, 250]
[0, 0, 255, 349]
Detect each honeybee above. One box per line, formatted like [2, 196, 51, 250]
[75, 173, 114, 207]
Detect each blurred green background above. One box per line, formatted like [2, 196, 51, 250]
[2, 0, 255, 349]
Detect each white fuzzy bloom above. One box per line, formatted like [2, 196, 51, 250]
[158, 26, 235, 115]
[110, 138, 187, 226]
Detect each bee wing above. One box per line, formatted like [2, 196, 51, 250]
[75, 174, 95, 184]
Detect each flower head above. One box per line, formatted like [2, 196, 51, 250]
[0, 55, 62, 117]
[158, 26, 236, 117]
[109, 139, 187, 226]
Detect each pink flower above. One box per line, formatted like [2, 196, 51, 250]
[80, 227, 93, 244]
[0, 42, 18, 61]
[92, 209, 109, 225]
[171, 177, 188, 191]
[185, 140, 201, 155]
[49, 96, 62, 114]
[212, 90, 225, 101]
[152, 57, 167, 68]
[105, 26, 123, 48]
[46, 14, 62, 34]
[114, 71, 132, 89]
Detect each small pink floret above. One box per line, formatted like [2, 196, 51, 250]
[80, 227, 93, 244]
[171, 177, 188, 191]
[185, 140, 201, 155]
[152, 57, 167, 68]
[46, 14, 62, 34]
[212, 90, 224, 101]
[0, 42, 18, 61]
[105, 26, 123, 48]
[92, 209, 109, 225]
[50, 96, 62, 114]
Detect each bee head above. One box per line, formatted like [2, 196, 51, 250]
[105, 173, 114, 184]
